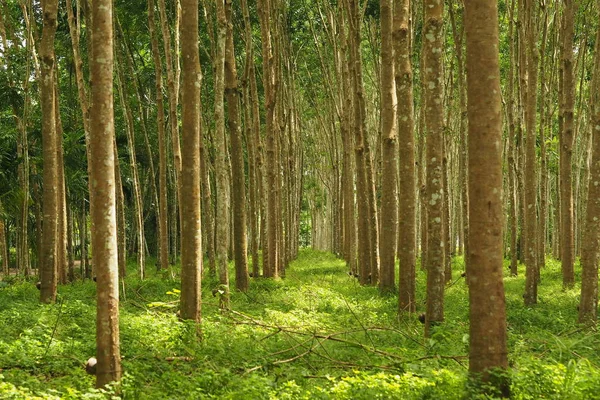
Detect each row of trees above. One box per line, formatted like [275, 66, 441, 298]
[1, 0, 600, 394]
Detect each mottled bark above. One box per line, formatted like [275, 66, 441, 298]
[241, 0, 261, 278]
[39, 0, 59, 303]
[464, 1, 509, 394]
[55, 85, 68, 284]
[225, 0, 249, 292]
[506, 0, 519, 276]
[379, 0, 398, 293]
[538, 8, 549, 278]
[90, 0, 122, 386]
[258, 0, 279, 278]
[578, 18, 600, 324]
[179, 0, 202, 322]
[560, 0, 576, 288]
[215, 0, 230, 303]
[521, 0, 538, 305]
[423, 0, 445, 335]
[346, 0, 371, 286]
[395, 0, 416, 312]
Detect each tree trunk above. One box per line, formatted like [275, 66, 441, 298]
[179, 0, 202, 323]
[423, 0, 445, 335]
[378, 0, 398, 293]
[39, 0, 59, 303]
[225, 0, 249, 292]
[113, 139, 127, 279]
[560, 0, 576, 288]
[55, 82, 68, 285]
[147, 0, 169, 271]
[258, 0, 280, 278]
[90, 0, 122, 386]
[214, 0, 230, 305]
[522, 0, 538, 305]
[395, 0, 416, 312]
[116, 55, 145, 278]
[464, 0, 509, 394]
[578, 17, 600, 324]
[241, 0, 261, 278]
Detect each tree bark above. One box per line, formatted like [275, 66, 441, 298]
[378, 0, 398, 293]
[225, 0, 249, 292]
[521, 0, 538, 305]
[464, 0, 509, 394]
[116, 55, 145, 278]
[39, 0, 59, 303]
[578, 15, 600, 324]
[423, 0, 445, 335]
[395, 0, 416, 312]
[147, 0, 169, 271]
[215, 0, 230, 304]
[179, 0, 202, 323]
[90, 0, 122, 386]
[560, 0, 576, 288]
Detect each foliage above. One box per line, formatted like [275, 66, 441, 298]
[1, 251, 600, 399]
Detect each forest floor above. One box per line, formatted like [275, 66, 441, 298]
[1, 250, 600, 399]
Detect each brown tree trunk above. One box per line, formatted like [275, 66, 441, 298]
[116, 55, 145, 278]
[113, 141, 127, 279]
[522, 0, 538, 305]
[241, 0, 261, 278]
[179, 0, 202, 323]
[395, 0, 416, 312]
[55, 83, 68, 285]
[90, 0, 122, 386]
[147, 0, 169, 271]
[538, 7, 550, 277]
[346, 0, 371, 286]
[378, 0, 398, 293]
[560, 0, 576, 288]
[578, 17, 600, 324]
[258, 0, 279, 278]
[215, 0, 230, 305]
[423, 0, 445, 335]
[39, 0, 59, 303]
[464, 0, 509, 394]
[225, 0, 249, 292]
[505, 0, 519, 276]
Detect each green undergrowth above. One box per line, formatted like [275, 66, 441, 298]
[1, 250, 599, 399]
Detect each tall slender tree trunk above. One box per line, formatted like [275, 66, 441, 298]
[346, 0, 371, 286]
[522, 0, 538, 305]
[258, 0, 280, 278]
[113, 140, 127, 279]
[0, 201, 8, 275]
[395, 0, 416, 312]
[39, 0, 59, 303]
[423, 0, 445, 335]
[379, 0, 398, 293]
[225, 0, 249, 292]
[214, 0, 230, 304]
[55, 83, 68, 285]
[464, 0, 509, 394]
[147, 0, 169, 271]
[116, 56, 145, 278]
[560, 0, 576, 288]
[537, 7, 549, 277]
[90, 0, 122, 386]
[179, 0, 202, 322]
[241, 0, 261, 278]
[505, 0, 519, 276]
[578, 14, 600, 324]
